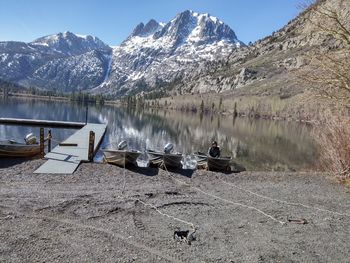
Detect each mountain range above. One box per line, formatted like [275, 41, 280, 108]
[0, 10, 243, 96]
[0, 0, 344, 107]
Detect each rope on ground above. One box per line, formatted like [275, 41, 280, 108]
[162, 163, 286, 226]
[136, 199, 195, 229]
[122, 153, 126, 195]
[120, 155, 196, 230]
[218, 177, 350, 218]
[29, 215, 181, 263]
[192, 185, 286, 225]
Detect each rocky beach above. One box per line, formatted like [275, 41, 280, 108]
[0, 159, 349, 262]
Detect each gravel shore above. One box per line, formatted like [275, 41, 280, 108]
[0, 159, 349, 262]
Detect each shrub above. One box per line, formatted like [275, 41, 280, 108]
[313, 113, 350, 179]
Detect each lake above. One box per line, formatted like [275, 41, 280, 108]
[0, 97, 317, 171]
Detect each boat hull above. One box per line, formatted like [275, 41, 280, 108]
[103, 150, 141, 167]
[207, 156, 232, 171]
[0, 140, 40, 157]
[147, 150, 183, 169]
[195, 152, 232, 171]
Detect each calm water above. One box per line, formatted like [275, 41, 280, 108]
[0, 97, 317, 171]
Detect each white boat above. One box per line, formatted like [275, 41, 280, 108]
[103, 149, 142, 167]
[147, 143, 183, 169]
[102, 140, 141, 167]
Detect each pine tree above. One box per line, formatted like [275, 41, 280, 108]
[200, 100, 204, 113]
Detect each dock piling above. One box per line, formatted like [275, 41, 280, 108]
[88, 131, 95, 162]
[40, 128, 45, 158]
[48, 129, 52, 152]
[85, 106, 88, 125]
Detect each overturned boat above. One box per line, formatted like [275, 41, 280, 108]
[0, 133, 40, 157]
[103, 140, 142, 167]
[147, 143, 183, 169]
[195, 152, 232, 172]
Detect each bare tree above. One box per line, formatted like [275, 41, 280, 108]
[299, 0, 350, 108]
[298, 0, 350, 179]
[313, 111, 350, 179]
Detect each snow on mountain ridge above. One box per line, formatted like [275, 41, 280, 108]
[191, 11, 223, 25]
[128, 19, 164, 39]
[0, 10, 244, 96]
[120, 10, 241, 53]
[0, 31, 112, 91]
[32, 31, 111, 55]
[95, 10, 244, 96]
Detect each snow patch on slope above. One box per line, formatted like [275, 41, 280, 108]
[103, 54, 113, 82]
[95, 10, 244, 95]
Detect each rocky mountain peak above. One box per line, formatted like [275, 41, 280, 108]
[152, 10, 241, 47]
[31, 31, 111, 55]
[97, 10, 244, 96]
[0, 9, 244, 96]
[144, 19, 162, 36]
[153, 10, 196, 45]
[129, 19, 163, 38]
[130, 22, 145, 37]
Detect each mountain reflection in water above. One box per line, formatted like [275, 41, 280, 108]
[0, 98, 316, 171]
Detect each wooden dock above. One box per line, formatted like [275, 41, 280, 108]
[0, 118, 85, 128]
[34, 123, 107, 174]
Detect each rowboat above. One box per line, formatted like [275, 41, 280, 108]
[102, 140, 142, 167]
[147, 149, 183, 169]
[208, 156, 232, 171]
[195, 152, 232, 171]
[102, 149, 142, 167]
[147, 146, 183, 169]
[0, 140, 40, 157]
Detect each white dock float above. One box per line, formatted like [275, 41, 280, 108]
[34, 123, 107, 174]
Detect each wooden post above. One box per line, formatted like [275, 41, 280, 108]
[40, 128, 45, 158]
[48, 129, 52, 152]
[88, 131, 95, 162]
[85, 105, 88, 125]
[3, 87, 9, 98]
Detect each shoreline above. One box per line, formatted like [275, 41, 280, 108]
[3, 92, 69, 102]
[3, 92, 316, 123]
[0, 159, 349, 262]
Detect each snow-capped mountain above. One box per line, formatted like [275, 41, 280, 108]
[32, 31, 110, 55]
[96, 10, 243, 95]
[0, 10, 243, 95]
[0, 32, 112, 91]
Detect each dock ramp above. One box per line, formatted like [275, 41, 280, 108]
[34, 123, 107, 174]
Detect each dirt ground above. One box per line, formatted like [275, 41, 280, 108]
[0, 159, 349, 263]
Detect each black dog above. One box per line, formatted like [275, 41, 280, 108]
[173, 229, 196, 245]
[174, 230, 189, 240]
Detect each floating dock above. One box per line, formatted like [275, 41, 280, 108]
[34, 123, 107, 174]
[0, 118, 85, 128]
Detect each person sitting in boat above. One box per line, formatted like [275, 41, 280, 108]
[208, 141, 220, 158]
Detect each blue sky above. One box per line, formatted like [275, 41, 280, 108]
[0, 0, 302, 46]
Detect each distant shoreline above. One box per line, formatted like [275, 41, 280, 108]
[1, 91, 321, 124]
[2, 92, 111, 105]
[2, 92, 315, 123]
[2, 92, 69, 102]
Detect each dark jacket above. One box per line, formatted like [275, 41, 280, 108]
[208, 146, 220, 158]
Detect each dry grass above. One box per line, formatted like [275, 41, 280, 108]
[344, 178, 350, 188]
[151, 91, 336, 121]
[313, 113, 350, 179]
